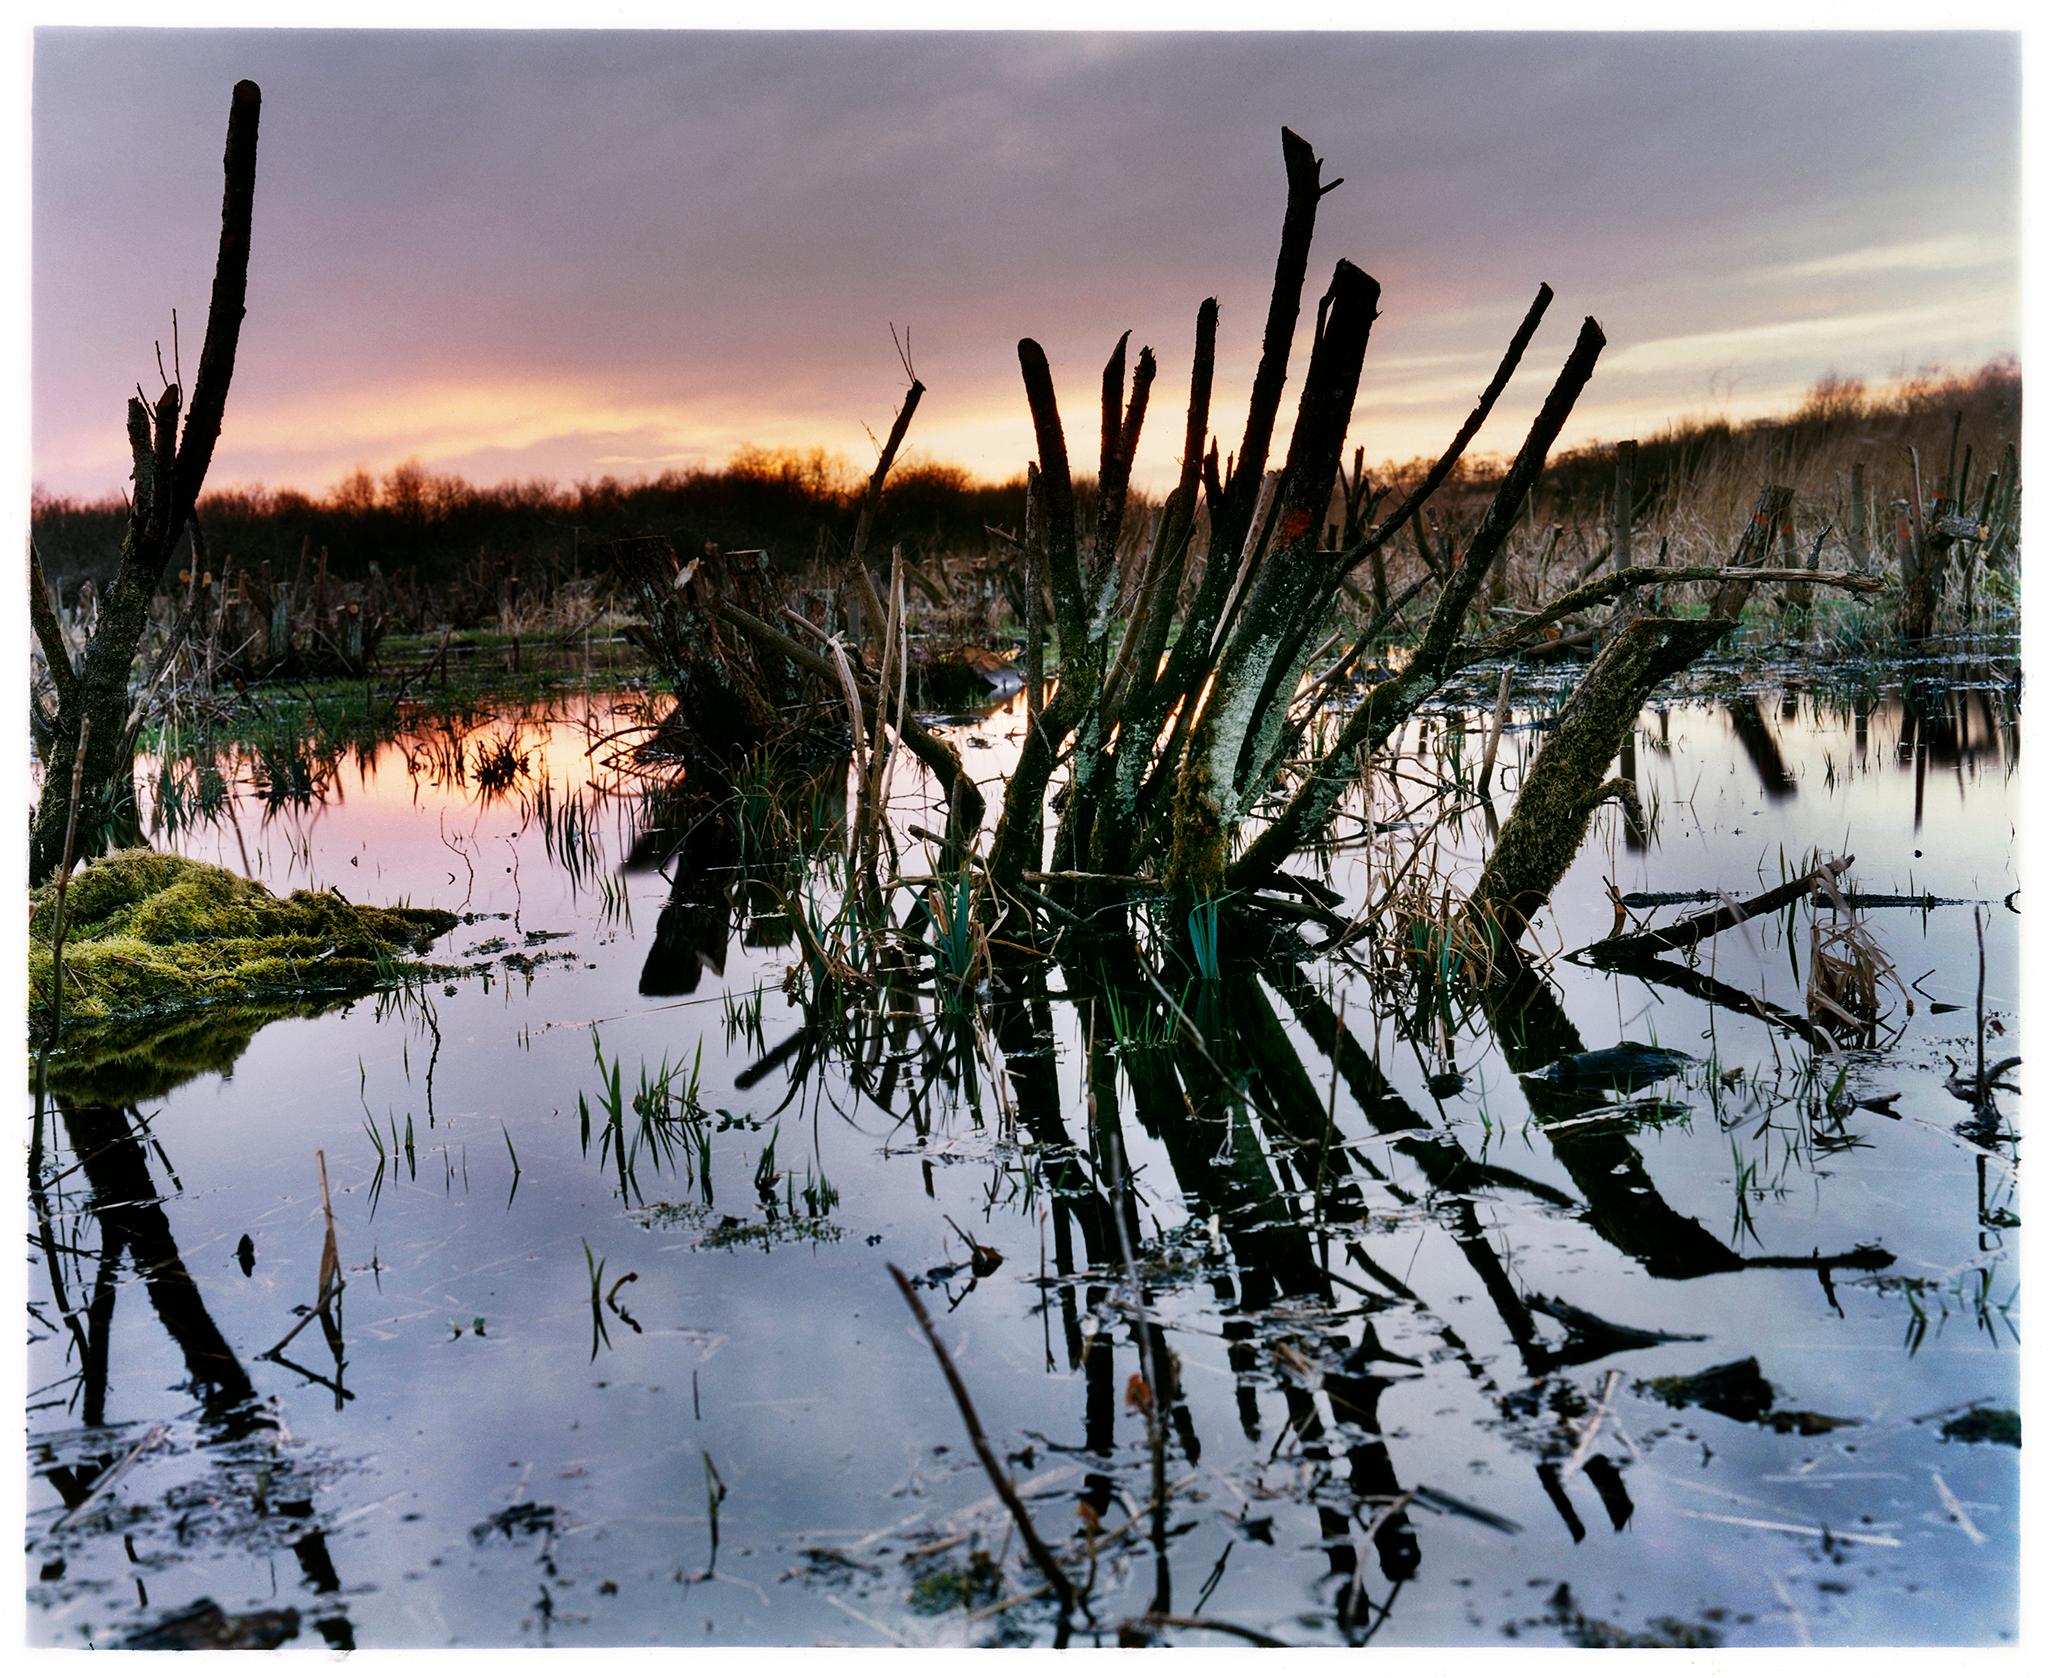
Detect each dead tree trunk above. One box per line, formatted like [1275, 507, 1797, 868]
[1847, 462, 1870, 566]
[1707, 484, 1792, 620]
[29, 81, 261, 885]
[607, 537, 797, 760]
[1610, 439, 1636, 573]
[1894, 453, 1972, 640]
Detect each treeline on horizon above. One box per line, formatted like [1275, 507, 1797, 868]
[1536, 356, 2021, 534]
[29, 446, 1029, 600]
[29, 358, 2018, 602]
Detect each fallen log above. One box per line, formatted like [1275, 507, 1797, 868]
[1466, 615, 1735, 940]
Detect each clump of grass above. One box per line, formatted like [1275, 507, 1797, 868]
[1805, 868, 1908, 1052]
[720, 982, 766, 1048]
[471, 730, 530, 795]
[1941, 1406, 2020, 1447]
[580, 1030, 714, 1205]
[696, 1213, 843, 1251]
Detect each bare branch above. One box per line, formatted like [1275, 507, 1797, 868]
[1345, 283, 1554, 572]
[847, 376, 926, 576]
[1211, 125, 1327, 565]
[887, 1264, 1077, 1618]
[1468, 563, 1882, 664]
[1017, 337, 1082, 648]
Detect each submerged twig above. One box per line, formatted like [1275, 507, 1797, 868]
[1121, 1611, 1293, 1648]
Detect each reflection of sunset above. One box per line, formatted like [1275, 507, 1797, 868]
[140, 698, 663, 916]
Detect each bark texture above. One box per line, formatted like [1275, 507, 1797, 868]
[1468, 615, 1734, 937]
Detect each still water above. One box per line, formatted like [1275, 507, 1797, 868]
[25, 655, 2020, 1648]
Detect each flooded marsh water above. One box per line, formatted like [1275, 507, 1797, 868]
[24, 648, 2021, 1649]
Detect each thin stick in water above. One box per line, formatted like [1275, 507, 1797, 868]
[886, 1263, 1077, 1617]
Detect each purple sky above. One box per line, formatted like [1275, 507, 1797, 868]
[31, 29, 2020, 502]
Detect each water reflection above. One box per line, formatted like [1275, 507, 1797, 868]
[29, 1097, 356, 1649]
[27, 660, 2021, 1647]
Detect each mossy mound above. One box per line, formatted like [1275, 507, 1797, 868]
[29, 850, 457, 1043]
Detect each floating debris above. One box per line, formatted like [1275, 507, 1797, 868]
[1941, 1407, 2021, 1448]
[1638, 1357, 1858, 1435]
[121, 1599, 303, 1652]
[1532, 1042, 1695, 1092]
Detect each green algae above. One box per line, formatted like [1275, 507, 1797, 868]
[28, 850, 457, 1051]
[908, 1550, 1002, 1616]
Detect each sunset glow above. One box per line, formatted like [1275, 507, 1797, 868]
[32, 29, 2020, 500]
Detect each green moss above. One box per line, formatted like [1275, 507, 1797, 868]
[28, 850, 456, 1046]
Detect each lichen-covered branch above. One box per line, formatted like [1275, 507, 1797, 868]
[28, 541, 77, 709]
[1168, 258, 1381, 897]
[1226, 315, 1607, 890]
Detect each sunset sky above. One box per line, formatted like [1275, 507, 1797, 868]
[30, 27, 2021, 503]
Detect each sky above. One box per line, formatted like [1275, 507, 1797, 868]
[28, 27, 2022, 503]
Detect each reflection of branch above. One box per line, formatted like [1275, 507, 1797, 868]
[1741, 1244, 1894, 1272]
[268, 1350, 355, 1404]
[27, 1141, 95, 1388]
[48, 1424, 167, 1534]
[1577, 855, 1849, 964]
[1726, 694, 1796, 801]
[261, 1276, 346, 1361]
[58, 1102, 257, 1420]
[1556, 1369, 1620, 1484]
[1340, 1492, 1415, 1631]
[1583, 948, 1828, 1049]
